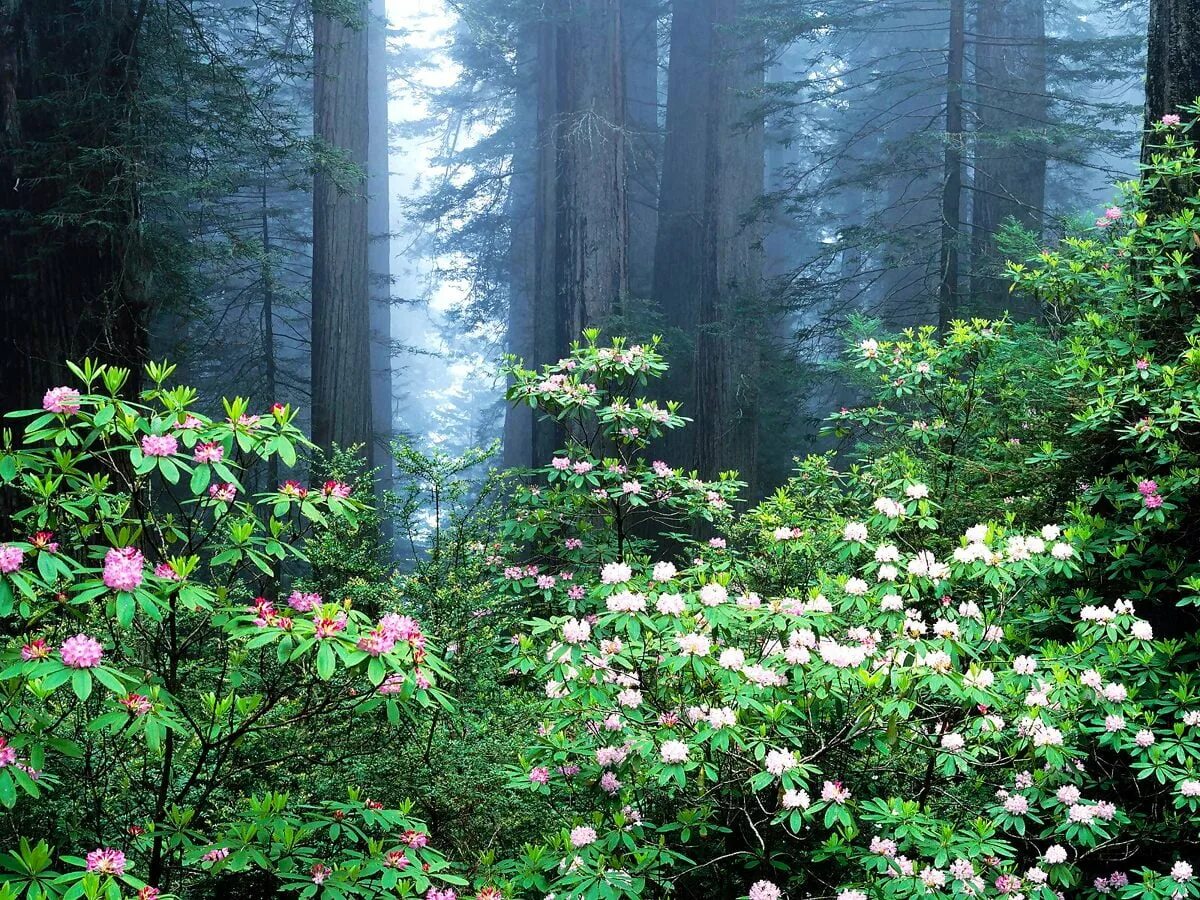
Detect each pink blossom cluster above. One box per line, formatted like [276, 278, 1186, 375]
[60, 634, 103, 668]
[103, 547, 144, 591]
[140, 434, 178, 457]
[85, 847, 126, 876]
[43, 386, 81, 414]
[1137, 478, 1164, 509]
[0, 544, 23, 574]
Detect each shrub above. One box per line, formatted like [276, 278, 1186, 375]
[0, 361, 463, 899]
[492, 336, 1200, 900]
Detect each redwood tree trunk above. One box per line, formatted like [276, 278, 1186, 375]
[0, 0, 148, 413]
[366, 0, 393, 481]
[552, 0, 628, 351]
[503, 32, 540, 469]
[971, 0, 1046, 319]
[312, 1, 372, 452]
[1143, 0, 1200, 160]
[654, 0, 763, 486]
[937, 0, 964, 330]
[525, 0, 628, 465]
[623, 0, 660, 300]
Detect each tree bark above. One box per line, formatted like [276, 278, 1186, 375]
[521, 0, 628, 466]
[654, 0, 763, 486]
[622, 0, 660, 300]
[971, 0, 1046, 319]
[1143, 0, 1200, 161]
[552, 0, 628, 351]
[503, 30, 539, 469]
[366, 0, 393, 480]
[312, 0, 372, 452]
[937, 0, 964, 330]
[0, 0, 148, 413]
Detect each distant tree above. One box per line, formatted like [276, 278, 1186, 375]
[623, 0, 661, 301]
[525, 0, 630, 464]
[312, 0, 372, 452]
[970, 0, 1048, 319]
[654, 0, 764, 487]
[938, 0, 966, 328]
[367, 0, 394, 483]
[0, 0, 151, 413]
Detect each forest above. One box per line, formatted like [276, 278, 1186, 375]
[2, 0, 1200, 897]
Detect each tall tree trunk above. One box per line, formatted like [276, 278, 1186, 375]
[623, 0, 660, 301]
[525, 0, 628, 465]
[1143, 0, 1200, 161]
[312, 1, 372, 452]
[654, 0, 763, 487]
[0, 0, 148, 414]
[262, 177, 280, 491]
[652, 0, 708, 470]
[503, 33, 540, 469]
[938, 0, 964, 330]
[552, 0, 628, 351]
[366, 0, 393, 482]
[971, 0, 1046, 319]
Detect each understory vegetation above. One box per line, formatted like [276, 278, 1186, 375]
[3, 114, 1200, 900]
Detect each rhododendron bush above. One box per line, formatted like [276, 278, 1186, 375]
[489, 335, 1200, 900]
[6, 117, 1200, 900]
[0, 361, 464, 899]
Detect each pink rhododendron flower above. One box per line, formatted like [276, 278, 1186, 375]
[314, 610, 347, 638]
[208, 482, 237, 501]
[20, 639, 50, 661]
[569, 825, 597, 847]
[377, 673, 406, 695]
[140, 434, 178, 457]
[120, 694, 153, 716]
[154, 562, 180, 581]
[749, 881, 782, 900]
[60, 634, 103, 668]
[0, 544, 24, 574]
[562, 618, 590, 644]
[1163, 113, 1182, 126]
[357, 628, 396, 656]
[287, 591, 322, 612]
[85, 848, 126, 876]
[0, 737, 16, 768]
[660, 740, 689, 764]
[821, 780, 851, 803]
[279, 480, 308, 498]
[103, 547, 144, 591]
[322, 480, 351, 499]
[600, 561, 633, 584]
[43, 386, 82, 414]
[202, 847, 230, 862]
[193, 441, 223, 463]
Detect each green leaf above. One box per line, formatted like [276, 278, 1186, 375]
[71, 670, 93, 701]
[158, 457, 180, 485]
[316, 642, 335, 680]
[115, 592, 135, 628]
[190, 464, 212, 495]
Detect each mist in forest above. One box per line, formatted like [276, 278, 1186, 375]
[0, 0, 1155, 497]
